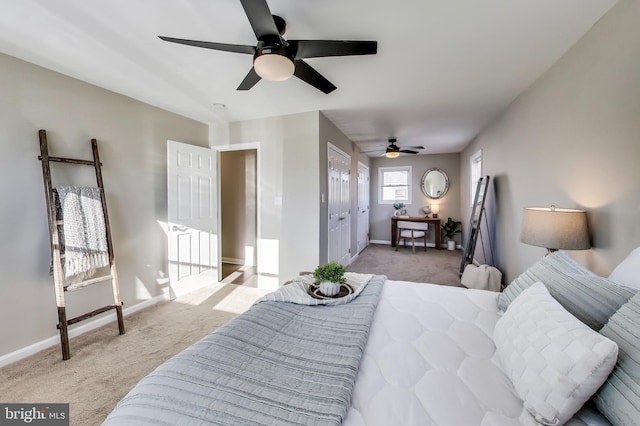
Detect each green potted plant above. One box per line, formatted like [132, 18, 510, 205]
[313, 261, 346, 296]
[441, 217, 462, 250]
[393, 201, 405, 210]
[392, 201, 406, 217]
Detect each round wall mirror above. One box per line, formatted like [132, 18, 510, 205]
[420, 168, 449, 199]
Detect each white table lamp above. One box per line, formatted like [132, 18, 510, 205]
[431, 204, 440, 219]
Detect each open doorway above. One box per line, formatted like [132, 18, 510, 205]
[219, 149, 257, 285]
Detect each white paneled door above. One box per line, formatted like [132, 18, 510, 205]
[357, 162, 370, 255]
[167, 141, 217, 299]
[328, 144, 351, 265]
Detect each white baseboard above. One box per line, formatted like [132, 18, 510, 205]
[369, 240, 391, 245]
[221, 257, 245, 265]
[0, 294, 168, 368]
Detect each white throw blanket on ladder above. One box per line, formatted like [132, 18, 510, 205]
[57, 186, 109, 283]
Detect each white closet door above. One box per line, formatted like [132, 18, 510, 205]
[328, 144, 351, 265]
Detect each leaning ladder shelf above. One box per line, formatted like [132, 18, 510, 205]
[38, 129, 125, 360]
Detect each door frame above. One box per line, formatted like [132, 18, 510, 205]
[356, 161, 370, 256]
[212, 142, 261, 282]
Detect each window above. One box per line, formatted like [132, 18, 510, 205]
[378, 166, 412, 204]
[470, 149, 482, 206]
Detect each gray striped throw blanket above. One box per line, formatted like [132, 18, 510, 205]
[57, 186, 109, 282]
[103, 275, 386, 425]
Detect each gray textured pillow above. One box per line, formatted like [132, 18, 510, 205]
[594, 291, 640, 426]
[497, 252, 636, 331]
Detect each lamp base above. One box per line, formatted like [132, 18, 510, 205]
[432, 214, 438, 219]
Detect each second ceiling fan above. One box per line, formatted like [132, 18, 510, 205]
[159, 0, 378, 94]
[362, 138, 424, 158]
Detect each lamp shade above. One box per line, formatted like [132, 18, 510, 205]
[254, 52, 294, 81]
[521, 206, 590, 252]
[431, 204, 440, 214]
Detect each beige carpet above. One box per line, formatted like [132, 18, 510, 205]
[0, 283, 270, 426]
[0, 245, 462, 425]
[348, 243, 463, 287]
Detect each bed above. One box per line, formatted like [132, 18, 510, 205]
[103, 251, 640, 426]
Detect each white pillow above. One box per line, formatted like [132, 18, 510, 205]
[609, 246, 640, 290]
[494, 282, 618, 425]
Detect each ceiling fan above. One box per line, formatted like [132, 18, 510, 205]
[362, 138, 424, 158]
[158, 0, 377, 94]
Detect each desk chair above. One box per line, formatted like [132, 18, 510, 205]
[396, 221, 429, 253]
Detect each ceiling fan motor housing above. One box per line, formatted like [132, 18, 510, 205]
[386, 138, 400, 153]
[272, 15, 287, 36]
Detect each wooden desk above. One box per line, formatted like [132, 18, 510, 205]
[391, 217, 441, 249]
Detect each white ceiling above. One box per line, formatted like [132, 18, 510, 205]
[0, 0, 617, 155]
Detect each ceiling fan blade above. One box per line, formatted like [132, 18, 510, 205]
[240, 0, 280, 42]
[404, 146, 424, 150]
[289, 40, 378, 59]
[293, 60, 337, 94]
[158, 36, 255, 54]
[399, 150, 419, 154]
[237, 67, 261, 91]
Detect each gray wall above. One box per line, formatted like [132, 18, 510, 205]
[212, 111, 371, 281]
[369, 153, 461, 247]
[211, 112, 320, 284]
[0, 53, 208, 360]
[461, 0, 640, 281]
[318, 113, 370, 265]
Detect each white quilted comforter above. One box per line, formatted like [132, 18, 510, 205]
[343, 280, 608, 426]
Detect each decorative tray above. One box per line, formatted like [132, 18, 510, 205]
[308, 283, 354, 300]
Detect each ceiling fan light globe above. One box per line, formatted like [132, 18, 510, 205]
[385, 151, 400, 158]
[254, 53, 294, 81]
